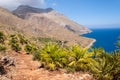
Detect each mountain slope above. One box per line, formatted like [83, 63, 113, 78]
[0, 6, 48, 37]
[0, 5, 95, 47]
[13, 5, 91, 35]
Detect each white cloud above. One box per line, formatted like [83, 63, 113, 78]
[0, 0, 45, 10]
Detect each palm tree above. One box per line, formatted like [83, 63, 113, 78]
[40, 43, 68, 70]
[68, 45, 95, 71]
[89, 49, 120, 80]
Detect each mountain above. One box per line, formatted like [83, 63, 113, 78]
[13, 5, 91, 35]
[0, 5, 95, 47]
[13, 5, 53, 19]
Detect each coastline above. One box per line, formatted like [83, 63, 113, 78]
[80, 30, 92, 35]
[80, 29, 95, 49]
[86, 39, 96, 49]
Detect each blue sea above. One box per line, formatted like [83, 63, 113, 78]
[82, 28, 120, 52]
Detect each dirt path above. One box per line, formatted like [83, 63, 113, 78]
[4, 52, 93, 80]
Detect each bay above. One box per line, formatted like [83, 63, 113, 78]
[82, 28, 120, 52]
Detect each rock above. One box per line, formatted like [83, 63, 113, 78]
[1, 56, 15, 66]
[80, 74, 93, 80]
[0, 76, 11, 80]
[0, 64, 6, 75]
[38, 62, 45, 68]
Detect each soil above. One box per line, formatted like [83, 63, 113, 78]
[0, 51, 93, 80]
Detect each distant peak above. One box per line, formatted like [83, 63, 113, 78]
[16, 5, 54, 12]
[13, 5, 54, 18]
[46, 8, 54, 12]
[18, 5, 30, 7]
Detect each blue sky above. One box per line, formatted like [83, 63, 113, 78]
[45, 0, 120, 28]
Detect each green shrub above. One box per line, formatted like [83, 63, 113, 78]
[68, 45, 95, 71]
[24, 44, 37, 54]
[0, 44, 7, 52]
[37, 43, 95, 71]
[18, 34, 28, 44]
[33, 50, 41, 60]
[89, 49, 120, 80]
[39, 43, 68, 70]
[11, 43, 21, 52]
[9, 34, 21, 52]
[9, 34, 18, 44]
[0, 32, 5, 44]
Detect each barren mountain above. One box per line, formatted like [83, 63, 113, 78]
[13, 5, 53, 19]
[0, 5, 95, 47]
[13, 5, 91, 35]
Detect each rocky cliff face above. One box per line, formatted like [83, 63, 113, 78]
[0, 5, 95, 47]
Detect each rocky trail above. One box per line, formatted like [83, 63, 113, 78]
[0, 51, 93, 80]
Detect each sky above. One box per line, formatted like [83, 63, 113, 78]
[0, 0, 120, 28]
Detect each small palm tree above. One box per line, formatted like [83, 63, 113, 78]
[89, 49, 120, 80]
[40, 43, 68, 70]
[68, 45, 95, 71]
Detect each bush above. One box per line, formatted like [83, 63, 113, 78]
[9, 34, 21, 52]
[39, 43, 69, 70]
[89, 49, 120, 80]
[0, 44, 7, 52]
[36, 43, 95, 71]
[9, 34, 18, 45]
[33, 50, 41, 60]
[0, 32, 5, 44]
[11, 43, 21, 52]
[67, 45, 95, 71]
[18, 34, 28, 44]
[35, 43, 120, 80]
[38, 37, 54, 43]
[24, 44, 37, 54]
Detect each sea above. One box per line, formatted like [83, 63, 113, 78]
[82, 28, 120, 52]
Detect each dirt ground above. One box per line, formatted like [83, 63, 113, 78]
[0, 51, 93, 80]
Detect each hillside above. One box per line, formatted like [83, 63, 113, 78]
[0, 5, 95, 48]
[12, 5, 95, 47]
[0, 31, 94, 80]
[0, 31, 120, 80]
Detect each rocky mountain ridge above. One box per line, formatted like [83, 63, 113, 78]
[13, 5, 53, 19]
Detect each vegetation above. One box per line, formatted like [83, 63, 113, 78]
[0, 44, 7, 52]
[116, 36, 120, 49]
[0, 32, 5, 44]
[37, 43, 68, 70]
[9, 34, 21, 52]
[33, 43, 120, 79]
[0, 32, 7, 52]
[90, 49, 120, 80]
[67, 45, 94, 72]
[24, 44, 37, 54]
[0, 31, 120, 80]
